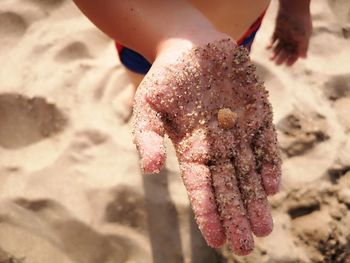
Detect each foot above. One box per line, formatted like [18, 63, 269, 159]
[133, 37, 281, 255]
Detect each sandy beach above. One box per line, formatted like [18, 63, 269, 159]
[0, 0, 350, 262]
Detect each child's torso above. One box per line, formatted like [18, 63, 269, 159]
[188, 0, 271, 39]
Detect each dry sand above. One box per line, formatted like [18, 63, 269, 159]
[0, 0, 350, 262]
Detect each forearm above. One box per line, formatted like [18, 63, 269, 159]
[279, 0, 311, 13]
[73, 0, 221, 62]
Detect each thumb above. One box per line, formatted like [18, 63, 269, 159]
[132, 91, 166, 174]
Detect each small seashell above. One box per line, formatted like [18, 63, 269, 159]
[218, 108, 237, 129]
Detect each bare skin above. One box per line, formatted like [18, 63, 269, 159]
[189, 0, 270, 40]
[71, 0, 314, 256]
[268, 0, 312, 66]
[133, 38, 281, 255]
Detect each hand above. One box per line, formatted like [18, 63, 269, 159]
[268, 3, 312, 66]
[132, 37, 281, 255]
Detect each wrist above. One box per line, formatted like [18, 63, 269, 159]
[279, 0, 311, 14]
[145, 8, 231, 62]
[156, 29, 230, 61]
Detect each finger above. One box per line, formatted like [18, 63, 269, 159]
[269, 42, 283, 60]
[210, 160, 254, 256]
[180, 162, 226, 248]
[234, 146, 273, 237]
[286, 53, 299, 66]
[133, 93, 166, 174]
[266, 35, 278, 50]
[253, 123, 282, 195]
[275, 50, 290, 65]
[298, 39, 309, 59]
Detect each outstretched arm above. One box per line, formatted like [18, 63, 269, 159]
[268, 0, 312, 66]
[73, 0, 282, 256]
[73, 0, 223, 62]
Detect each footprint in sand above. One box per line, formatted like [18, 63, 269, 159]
[323, 74, 350, 101]
[0, 199, 152, 263]
[0, 247, 25, 263]
[309, 26, 349, 57]
[325, 74, 350, 184]
[291, 208, 350, 262]
[0, 12, 27, 51]
[328, 0, 350, 26]
[288, 202, 321, 220]
[254, 61, 293, 122]
[334, 98, 350, 132]
[268, 180, 350, 262]
[68, 129, 108, 164]
[277, 111, 330, 158]
[0, 93, 67, 149]
[54, 41, 92, 63]
[323, 74, 350, 132]
[24, 0, 65, 10]
[283, 182, 350, 262]
[104, 186, 147, 232]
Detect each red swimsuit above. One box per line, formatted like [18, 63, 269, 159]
[116, 11, 266, 74]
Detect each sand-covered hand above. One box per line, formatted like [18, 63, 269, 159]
[132, 39, 281, 255]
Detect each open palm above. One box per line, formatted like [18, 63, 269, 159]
[133, 39, 281, 255]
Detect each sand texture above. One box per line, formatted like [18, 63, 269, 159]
[0, 0, 350, 262]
